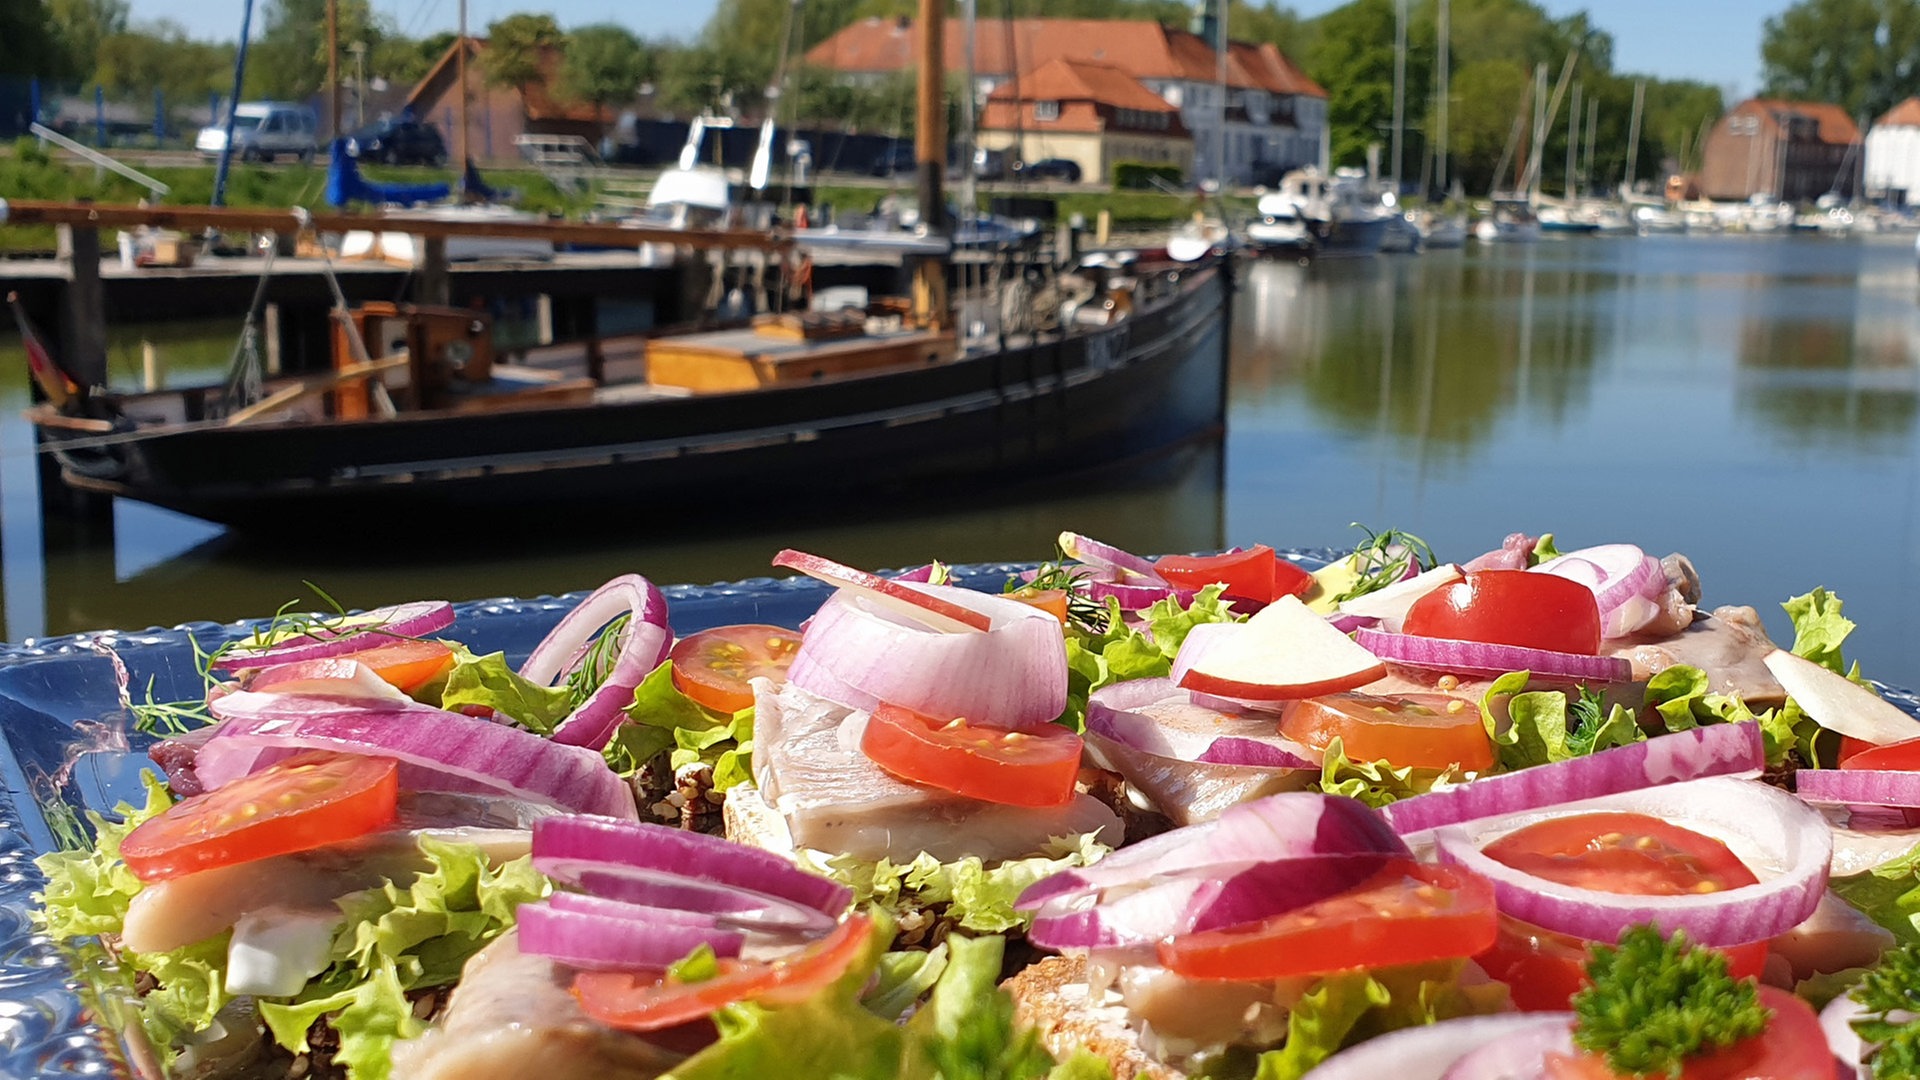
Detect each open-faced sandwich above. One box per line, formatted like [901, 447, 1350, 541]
[32, 525, 1920, 1079]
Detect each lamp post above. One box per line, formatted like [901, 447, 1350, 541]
[349, 41, 369, 128]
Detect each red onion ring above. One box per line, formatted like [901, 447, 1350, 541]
[1326, 612, 1380, 634]
[1819, 991, 1870, 1079]
[519, 575, 672, 751]
[1430, 777, 1831, 946]
[211, 600, 456, 672]
[1058, 531, 1167, 583]
[517, 899, 746, 970]
[1300, 1013, 1575, 1080]
[565, 867, 835, 935]
[533, 816, 852, 917]
[1436, 1016, 1578, 1079]
[1354, 628, 1632, 683]
[786, 586, 1066, 730]
[1797, 769, 1920, 809]
[1533, 545, 1667, 638]
[1014, 567, 1192, 610]
[1382, 722, 1766, 835]
[201, 692, 636, 819]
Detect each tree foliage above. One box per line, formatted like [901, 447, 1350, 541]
[1, 0, 67, 80]
[47, 0, 128, 82]
[484, 13, 566, 89]
[560, 24, 652, 110]
[1761, 0, 1920, 122]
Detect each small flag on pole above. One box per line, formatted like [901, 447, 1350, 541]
[7, 291, 78, 408]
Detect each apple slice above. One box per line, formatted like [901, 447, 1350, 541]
[1764, 649, 1920, 745]
[772, 549, 991, 633]
[1178, 595, 1387, 701]
[1335, 563, 1465, 631]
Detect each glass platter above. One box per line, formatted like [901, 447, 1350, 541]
[4, 551, 1917, 1078]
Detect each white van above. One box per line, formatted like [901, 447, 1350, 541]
[196, 102, 318, 163]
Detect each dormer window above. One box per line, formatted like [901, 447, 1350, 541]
[1035, 100, 1061, 122]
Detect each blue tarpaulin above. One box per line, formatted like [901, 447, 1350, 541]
[325, 139, 452, 208]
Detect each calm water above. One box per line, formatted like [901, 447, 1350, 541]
[7, 234, 1920, 686]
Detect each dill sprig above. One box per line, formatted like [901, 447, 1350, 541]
[1331, 523, 1436, 604]
[1852, 940, 1920, 1076]
[1573, 925, 1770, 1078]
[566, 613, 632, 714]
[1007, 552, 1108, 634]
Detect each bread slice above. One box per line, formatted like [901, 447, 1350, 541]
[721, 783, 797, 856]
[1002, 955, 1188, 1080]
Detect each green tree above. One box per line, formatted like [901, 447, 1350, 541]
[94, 20, 236, 114]
[48, 0, 129, 81]
[1761, 0, 1920, 121]
[0, 0, 65, 79]
[561, 24, 652, 112]
[484, 13, 565, 89]
[1446, 58, 1530, 192]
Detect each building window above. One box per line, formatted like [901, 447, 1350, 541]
[1035, 100, 1060, 122]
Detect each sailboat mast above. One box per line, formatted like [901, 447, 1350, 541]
[911, 0, 951, 330]
[1584, 97, 1597, 193]
[1436, 0, 1449, 194]
[957, 0, 977, 219]
[1390, 0, 1406, 190]
[1623, 79, 1645, 195]
[1565, 82, 1580, 197]
[327, 0, 340, 142]
[455, 0, 470, 168]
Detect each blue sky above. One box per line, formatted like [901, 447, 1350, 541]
[133, 0, 1787, 97]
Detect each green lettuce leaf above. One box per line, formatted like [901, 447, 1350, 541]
[1529, 534, 1563, 565]
[606, 660, 755, 785]
[32, 771, 173, 941]
[259, 957, 424, 1080]
[1832, 840, 1920, 946]
[437, 645, 573, 733]
[903, 933, 1062, 1080]
[1317, 736, 1469, 808]
[1060, 585, 1238, 730]
[863, 942, 951, 1022]
[1643, 664, 1821, 769]
[1254, 960, 1508, 1080]
[129, 932, 232, 1051]
[1479, 672, 1643, 771]
[799, 832, 1110, 937]
[1785, 586, 1859, 675]
[672, 707, 756, 792]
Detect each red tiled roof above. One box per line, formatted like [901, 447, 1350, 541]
[407, 35, 605, 124]
[986, 57, 1178, 113]
[805, 17, 1325, 99]
[1878, 97, 1920, 128]
[1734, 98, 1862, 144]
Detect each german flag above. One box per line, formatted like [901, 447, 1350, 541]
[6, 290, 78, 408]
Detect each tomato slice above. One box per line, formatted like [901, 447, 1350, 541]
[120, 752, 398, 882]
[669, 624, 804, 714]
[860, 703, 1082, 807]
[349, 638, 456, 693]
[1841, 733, 1920, 770]
[1006, 587, 1071, 624]
[1477, 915, 1770, 1012]
[1154, 546, 1314, 605]
[1473, 812, 1764, 1010]
[572, 914, 873, 1032]
[1543, 986, 1835, 1079]
[1157, 859, 1498, 981]
[1401, 569, 1602, 655]
[1279, 692, 1495, 772]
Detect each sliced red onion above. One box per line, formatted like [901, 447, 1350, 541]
[567, 868, 835, 935]
[1058, 531, 1167, 583]
[892, 564, 938, 583]
[1168, 622, 1236, 687]
[786, 586, 1066, 730]
[1028, 853, 1392, 950]
[1354, 628, 1632, 684]
[212, 600, 456, 672]
[1819, 991, 1871, 1079]
[1196, 737, 1317, 768]
[1085, 679, 1316, 767]
[1016, 789, 1406, 911]
[1436, 1016, 1578, 1079]
[1383, 722, 1766, 835]
[517, 899, 745, 971]
[1327, 612, 1380, 634]
[533, 816, 852, 917]
[1087, 577, 1188, 609]
[201, 693, 636, 819]
[1798, 769, 1920, 809]
[1431, 777, 1831, 946]
[1533, 545, 1666, 638]
[1300, 1013, 1574, 1080]
[243, 658, 412, 701]
[519, 575, 672, 751]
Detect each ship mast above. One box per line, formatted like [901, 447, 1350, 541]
[455, 0, 470, 170]
[328, 0, 341, 142]
[911, 0, 951, 330]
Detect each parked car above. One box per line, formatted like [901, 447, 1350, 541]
[1016, 157, 1083, 183]
[195, 102, 318, 163]
[345, 116, 448, 166]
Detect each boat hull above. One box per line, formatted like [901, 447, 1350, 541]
[47, 265, 1232, 528]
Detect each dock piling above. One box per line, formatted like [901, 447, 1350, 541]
[56, 225, 108, 390]
[141, 339, 163, 390]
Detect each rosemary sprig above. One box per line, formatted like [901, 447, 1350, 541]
[1007, 552, 1108, 634]
[1331, 524, 1437, 604]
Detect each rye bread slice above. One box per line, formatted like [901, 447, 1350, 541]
[1002, 955, 1188, 1080]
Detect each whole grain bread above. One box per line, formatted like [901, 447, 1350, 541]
[1002, 955, 1188, 1080]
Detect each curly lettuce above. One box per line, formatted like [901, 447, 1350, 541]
[800, 832, 1109, 938]
[605, 661, 754, 790]
[1061, 585, 1239, 730]
[1255, 960, 1510, 1080]
[1317, 736, 1469, 808]
[33, 771, 173, 942]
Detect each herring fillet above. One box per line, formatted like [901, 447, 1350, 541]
[752, 680, 1122, 863]
[390, 929, 680, 1080]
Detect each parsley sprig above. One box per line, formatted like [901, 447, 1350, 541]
[1852, 940, 1920, 1076]
[1572, 925, 1770, 1078]
[1331, 524, 1435, 604]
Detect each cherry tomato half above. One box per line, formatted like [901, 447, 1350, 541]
[349, 638, 456, 693]
[1155, 546, 1315, 606]
[1543, 986, 1835, 1080]
[1402, 569, 1602, 655]
[1157, 859, 1498, 982]
[572, 914, 873, 1032]
[1478, 914, 1769, 1013]
[861, 703, 1083, 807]
[1006, 587, 1071, 624]
[120, 752, 398, 882]
[670, 625, 804, 714]
[1841, 733, 1920, 771]
[1280, 692, 1495, 772]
